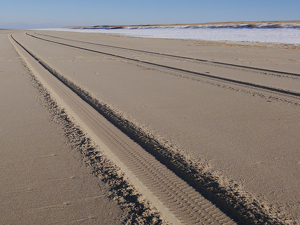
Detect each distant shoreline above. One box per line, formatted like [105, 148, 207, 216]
[65, 20, 300, 29]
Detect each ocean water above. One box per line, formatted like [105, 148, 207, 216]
[46, 25, 300, 45]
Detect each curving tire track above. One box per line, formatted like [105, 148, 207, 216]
[9, 34, 237, 224]
[26, 32, 300, 99]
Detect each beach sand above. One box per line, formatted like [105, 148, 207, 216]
[2, 29, 300, 224]
[0, 30, 125, 224]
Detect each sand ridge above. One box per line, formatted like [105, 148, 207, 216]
[65, 20, 300, 29]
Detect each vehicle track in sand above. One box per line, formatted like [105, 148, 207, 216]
[27, 32, 300, 101]
[10, 34, 237, 224]
[34, 32, 300, 79]
[11, 32, 298, 224]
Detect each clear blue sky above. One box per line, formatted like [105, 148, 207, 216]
[1, 0, 299, 29]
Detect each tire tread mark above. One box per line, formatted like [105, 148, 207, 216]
[11, 34, 236, 224]
[26, 33, 300, 98]
[13, 33, 287, 224]
[34, 32, 300, 78]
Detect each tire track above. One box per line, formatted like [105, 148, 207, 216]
[76, 98, 233, 224]
[10, 35, 237, 224]
[34, 32, 300, 79]
[11, 33, 292, 224]
[26, 32, 300, 99]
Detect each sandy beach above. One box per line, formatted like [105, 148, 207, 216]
[1, 29, 300, 224]
[0, 30, 125, 224]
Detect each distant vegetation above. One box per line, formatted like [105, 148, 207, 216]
[65, 20, 300, 29]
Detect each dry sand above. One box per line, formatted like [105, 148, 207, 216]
[0, 30, 126, 224]
[2, 29, 300, 224]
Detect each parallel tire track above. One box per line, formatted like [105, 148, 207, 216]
[12, 33, 290, 224]
[10, 35, 237, 224]
[34, 32, 300, 79]
[27, 32, 300, 99]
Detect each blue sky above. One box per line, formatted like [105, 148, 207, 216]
[1, 0, 299, 29]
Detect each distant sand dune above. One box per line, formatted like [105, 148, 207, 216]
[65, 20, 300, 29]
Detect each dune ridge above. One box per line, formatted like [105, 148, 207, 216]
[65, 20, 300, 30]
